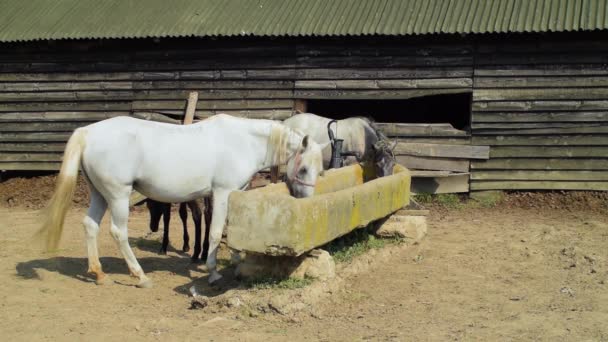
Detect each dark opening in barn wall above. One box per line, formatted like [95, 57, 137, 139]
[303, 92, 476, 194]
[305, 93, 473, 131]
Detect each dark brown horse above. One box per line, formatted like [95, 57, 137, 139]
[146, 197, 212, 262]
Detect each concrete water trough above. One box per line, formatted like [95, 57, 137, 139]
[226, 163, 411, 257]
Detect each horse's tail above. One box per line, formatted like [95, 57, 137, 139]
[36, 128, 87, 251]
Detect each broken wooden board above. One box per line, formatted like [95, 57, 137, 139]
[411, 173, 469, 194]
[394, 142, 489, 159]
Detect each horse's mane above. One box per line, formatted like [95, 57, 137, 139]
[267, 122, 299, 166]
[356, 116, 394, 157]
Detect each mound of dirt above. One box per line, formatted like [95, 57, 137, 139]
[501, 191, 608, 213]
[0, 174, 90, 210]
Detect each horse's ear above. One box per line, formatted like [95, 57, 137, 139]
[300, 135, 309, 151]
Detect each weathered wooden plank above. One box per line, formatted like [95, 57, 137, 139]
[0, 58, 296, 73]
[471, 158, 608, 170]
[296, 56, 473, 68]
[475, 65, 608, 77]
[396, 156, 470, 172]
[471, 170, 608, 181]
[0, 89, 294, 102]
[0, 153, 62, 162]
[0, 111, 128, 121]
[374, 123, 469, 137]
[472, 135, 608, 146]
[296, 44, 473, 57]
[475, 53, 608, 66]
[472, 111, 608, 123]
[0, 81, 134, 92]
[295, 78, 472, 89]
[0, 70, 297, 82]
[296, 67, 473, 80]
[0, 161, 60, 170]
[490, 146, 608, 158]
[472, 122, 606, 130]
[410, 170, 456, 178]
[195, 110, 293, 120]
[475, 76, 608, 88]
[470, 180, 608, 191]
[394, 143, 489, 159]
[473, 126, 608, 135]
[0, 80, 294, 92]
[0, 45, 293, 62]
[0, 102, 132, 112]
[411, 173, 469, 194]
[474, 88, 608, 101]
[0, 121, 90, 132]
[129, 109, 293, 120]
[131, 99, 294, 111]
[0, 142, 66, 152]
[0, 132, 71, 142]
[131, 112, 181, 124]
[294, 88, 471, 100]
[393, 137, 471, 145]
[472, 101, 608, 112]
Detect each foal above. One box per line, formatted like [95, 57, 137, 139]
[146, 198, 212, 262]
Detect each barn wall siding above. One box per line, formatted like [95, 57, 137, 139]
[1, 33, 607, 192]
[471, 36, 608, 191]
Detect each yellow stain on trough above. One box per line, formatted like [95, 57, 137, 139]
[226, 164, 411, 256]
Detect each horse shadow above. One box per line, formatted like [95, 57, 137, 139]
[15, 238, 243, 298]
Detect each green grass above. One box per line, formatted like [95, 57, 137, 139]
[323, 225, 404, 263]
[413, 193, 463, 209]
[245, 276, 313, 290]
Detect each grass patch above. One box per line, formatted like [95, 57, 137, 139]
[245, 276, 313, 290]
[323, 225, 403, 263]
[413, 193, 464, 209]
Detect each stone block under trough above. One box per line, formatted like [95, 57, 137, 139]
[226, 164, 411, 256]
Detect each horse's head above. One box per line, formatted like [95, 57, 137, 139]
[372, 140, 396, 178]
[286, 135, 324, 198]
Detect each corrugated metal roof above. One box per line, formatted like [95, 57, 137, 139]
[0, 0, 607, 42]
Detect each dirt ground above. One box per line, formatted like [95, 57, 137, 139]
[0, 189, 607, 341]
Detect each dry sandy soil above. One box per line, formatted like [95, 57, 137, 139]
[0, 183, 607, 341]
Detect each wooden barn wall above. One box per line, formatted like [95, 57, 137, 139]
[0, 37, 474, 171]
[471, 35, 608, 191]
[1, 33, 607, 192]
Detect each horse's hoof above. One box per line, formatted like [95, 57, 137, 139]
[136, 278, 153, 289]
[182, 246, 190, 253]
[95, 275, 112, 285]
[208, 271, 223, 284]
[158, 249, 167, 255]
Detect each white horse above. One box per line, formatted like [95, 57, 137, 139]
[36, 114, 325, 287]
[283, 113, 395, 177]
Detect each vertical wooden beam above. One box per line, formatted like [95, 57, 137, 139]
[183, 91, 199, 125]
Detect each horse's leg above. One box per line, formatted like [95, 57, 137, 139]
[159, 203, 171, 255]
[191, 201, 202, 263]
[202, 196, 212, 263]
[186, 201, 200, 258]
[83, 186, 109, 285]
[108, 195, 152, 288]
[206, 190, 228, 284]
[179, 202, 190, 253]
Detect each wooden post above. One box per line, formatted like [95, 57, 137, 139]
[294, 99, 307, 114]
[183, 91, 199, 125]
